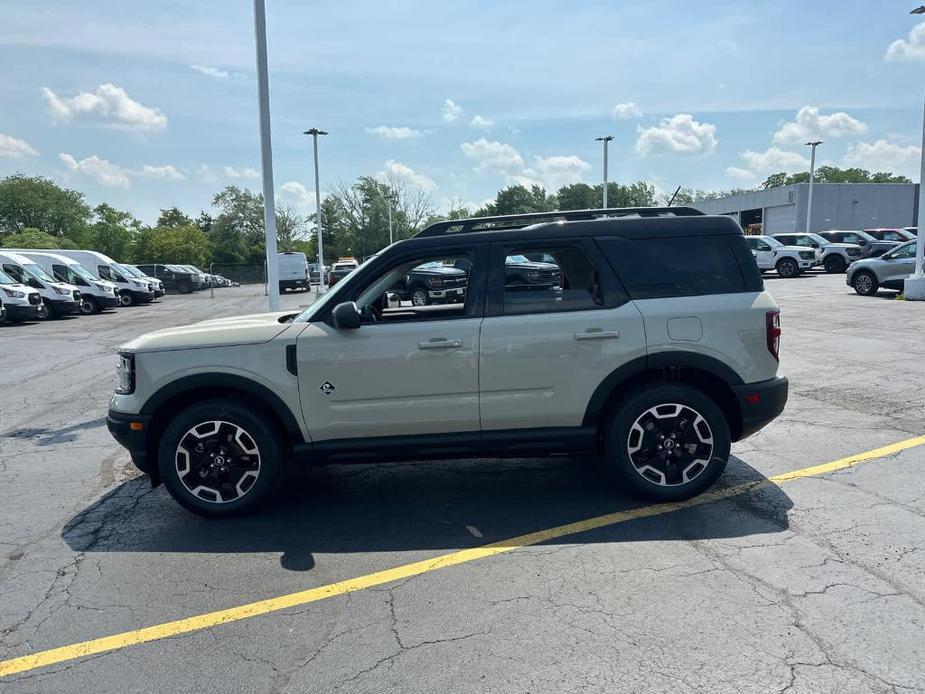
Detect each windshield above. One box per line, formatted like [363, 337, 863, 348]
[808, 234, 829, 246]
[0, 269, 16, 284]
[118, 264, 143, 278]
[506, 255, 529, 263]
[763, 237, 783, 248]
[23, 263, 55, 283]
[295, 254, 379, 323]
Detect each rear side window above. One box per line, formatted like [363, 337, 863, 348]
[498, 244, 604, 314]
[597, 235, 752, 299]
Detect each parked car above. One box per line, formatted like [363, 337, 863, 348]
[306, 263, 327, 285]
[846, 239, 918, 296]
[395, 260, 469, 306]
[744, 236, 815, 277]
[771, 232, 862, 273]
[176, 265, 209, 289]
[119, 264, 164, 298]
[277, 252, 309, 292]
[327, 259, 359, 288]
[817, 230, 899, 258]
[10, 250, 119, 314]
[136, 264, 201, 294]
[0, 251, 81, 319]
[107, 206, 787, 517]
[0, 267, 43, 322]
[864, 228, 917, 243]
[50, 250, 154, 306]
[504, 254, 563, 288]
[0, 296, 5, 324]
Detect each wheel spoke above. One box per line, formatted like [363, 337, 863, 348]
[626, 403, 714, 488]
[175, 420, 261, 504]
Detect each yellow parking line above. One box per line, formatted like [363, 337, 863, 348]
[2, 434, 924, 679]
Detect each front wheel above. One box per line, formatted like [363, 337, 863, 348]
[852, 270, 879, 296]
[119, 291, 136, 307]
[35, 301, 51, 320]
[824, 255, 846, 273]
[600, 384, 731, 502]
[775, 258, 799, 278]
[410, 286, 430, 307]
[80, 297, 100, 314]
[158, 399, 285, 517]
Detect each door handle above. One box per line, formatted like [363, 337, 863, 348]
[418, 338, 463, 350]
[574, 329, 620, 341]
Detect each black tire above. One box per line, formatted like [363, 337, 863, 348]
[852, 270, 879, 296]
[824, 255, 846, 273]
[178, 281, 193, 294]
[600, 384, 731, 502]
[35, 301, 51, 321]
[80, 297, 101, 315]
[119, 291, 136, 307]
[410, 285, 430, 307]
[158, 399, 286, 517]
[775, 258, 799, 278]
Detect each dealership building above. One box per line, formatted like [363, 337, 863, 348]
[691, 183, 920, 234]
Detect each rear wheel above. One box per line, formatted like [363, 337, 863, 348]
[852, 270, 879, 296]
[824, 255, 846, 273]
[600, 384, 730, 502]
[775, 258, 799, 278]
[158, 399, 285, 517]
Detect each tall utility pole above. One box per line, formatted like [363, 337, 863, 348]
[904, 92, 925, 300]
[595, 136, 614, 209]
[303, 128, 327, 290]
[253, 0, 280, 311]
[387, 197, 394, 245]
[804, 140, 822, 233]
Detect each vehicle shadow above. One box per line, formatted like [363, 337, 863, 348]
[2, 417, 107, 445]
[62, 454, 792, 572]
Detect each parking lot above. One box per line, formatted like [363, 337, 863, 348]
[0, 274, 924, 693]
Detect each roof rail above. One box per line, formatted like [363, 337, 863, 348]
[415, 206, 704, 238]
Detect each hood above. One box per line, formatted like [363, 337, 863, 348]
[506, 260, 559, 270]
[121, 310, 297, 354]
[823, 242, 861, 249]
[411, 266, 467, 277]
[779, 245, 812, 253]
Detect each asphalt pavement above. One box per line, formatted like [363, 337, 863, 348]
[1, 274, 924, 693]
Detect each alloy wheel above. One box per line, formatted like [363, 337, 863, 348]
[35, 302, 50, 320]
[626, 403, 714, 487]
[854, 273, 874, 295]
[411, 289, 429, 307]
[175, 420, 261, 504]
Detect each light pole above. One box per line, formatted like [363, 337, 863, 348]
[253, 0, 280, 311]
[595, 135, 613, 209]
[387, 197, 393, 245]
[904, 93, 925, 300]
[303, 128, 327, 291]
[804, 140, 822, 233]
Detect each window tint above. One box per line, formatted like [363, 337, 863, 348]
[499, 245, 602, 314]
[890, 242, 916, 259]
[598, 236, 747, 299]
[2, 264, 24, 282]
[98, 265, 112, 280]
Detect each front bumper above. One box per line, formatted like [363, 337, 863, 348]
[48, 298, 80, 315]
[132, 290, 156, 303]
[731, 376, 789, 440]
[107, 409, 156, 479]
[99, 295, 120, 308]
[429, 287, 467, 302]
[5, 304, 39, 320]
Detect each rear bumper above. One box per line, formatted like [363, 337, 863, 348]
[731, 376, 789, 440]
[107, 410, 156, 479]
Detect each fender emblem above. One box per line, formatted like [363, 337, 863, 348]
[320, 381, 336, 396]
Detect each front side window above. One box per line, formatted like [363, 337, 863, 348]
[2, 264, 25, 283]
[499, 245, 601, 314]
[98, 265, 112, 280]
[889, 242, 916, 259]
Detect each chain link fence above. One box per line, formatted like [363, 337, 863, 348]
[209, 264, 267, 286]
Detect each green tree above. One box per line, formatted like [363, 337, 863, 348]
[556, 183, 598, 210]
[134, 224, 210, 266]
[762, 166, 911, 189]
[275, 204, 308, 253]
[0, 174, 92, 241]
[88, 203, 140, 261]
[157, 207, 195, 229]
[477, 185, 555, 216]
[0, 227, 76, 249]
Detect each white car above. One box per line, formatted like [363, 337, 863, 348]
[0, 267, 43, 322]
[771, 232, 863, 273]
[744, 235, 815, 277]
[0, 250, 81, 319]
[12, 251, 120, 314]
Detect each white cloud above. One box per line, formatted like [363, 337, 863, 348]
[190, 64, 246, 79]
[844, 139, 921, 174]
[725, 166, 757, 181]
[223, 165, 259, 179]
[732, 147, 810, 178]
[772, 106, 867, 145]
[278, 181, 317, 209]
[470, 115, 493, 130]
[42, 83, 167, 131]
[0, 133, 38, 158]
[635, 114, 718, 156]
[612, 102, 641, 120]
[379, 160, 437, 192]
[525, 155, 591, 190]
[365, 125, 424, 140]
[885, 22, 925, 62]
[59, 153, 130, 187]
[59, 153, 186, 187]
[460, 138, 524, 171]
[442, 98, 463, 123]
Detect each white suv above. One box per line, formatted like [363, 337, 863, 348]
[744, 235, 815, 277]
[108, 208, 789, 517]
[772, 232, 862, 273]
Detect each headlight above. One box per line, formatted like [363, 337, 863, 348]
[132, 280, 145, 288]
[53, 285, 69, 295]
[2, 288, 25, 298]
[115, 353, 135, 395]
[94, 282, 109, 291]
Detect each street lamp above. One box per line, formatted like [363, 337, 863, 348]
[303, 128, 327, 291]
[804, 140, 822, 233]
[595, 136, 614, 209]
[253, 0, 280, 311]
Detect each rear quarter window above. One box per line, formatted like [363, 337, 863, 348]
[596, 235, 760, 299]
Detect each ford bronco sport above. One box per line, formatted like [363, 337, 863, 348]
[108, 207, 788, 517]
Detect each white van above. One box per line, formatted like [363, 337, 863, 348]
[14, 251, 119, 315]
[52, 250, 154, 307]
[118, 263, 165, 298]
[277, 252, 308, 292]
[0, 266, 43, 322]
[0, 251, 81, 319]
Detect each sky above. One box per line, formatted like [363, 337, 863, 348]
[1, 0, 924, 224]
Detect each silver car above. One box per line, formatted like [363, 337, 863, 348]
[846, 239, 918, 295]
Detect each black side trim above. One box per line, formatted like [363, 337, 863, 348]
[285, 344, 298, 376]
[647, 351, 745, 386]
[107, 411, 155, 477]
[581, 355, 649, 426]
[139, 373, 304, 442]
[731, 376, 789, 439]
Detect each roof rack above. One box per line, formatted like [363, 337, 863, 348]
[414, 206, 704, 238]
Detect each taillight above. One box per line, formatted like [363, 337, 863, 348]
[766, 310, 781, 361]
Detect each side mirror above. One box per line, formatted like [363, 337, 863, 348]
[858, 239, 867, 246]
[331, 301, 361, 330]
[28, 278, 43, 289]
[386, 292, 400, 309]
[811, 243, 819, 248]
